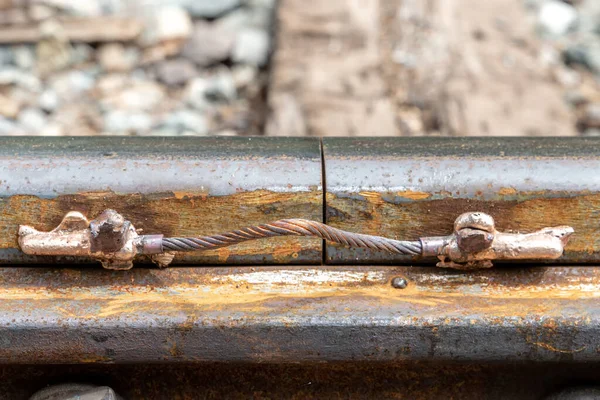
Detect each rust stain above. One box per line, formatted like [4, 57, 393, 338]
[172, 191, 209, 200]
[531, 342, 586, 354]
[79, 355, 113, 363]
[167, 338, 183, 357]
[358, 192, 386, 205]
[0, 267, 598, 321]
[272, 240, 303, 263]
[397, 190, 431, 200]
[217, 247, 230, 263]
[56, 306, 79, 318]
[497, 187, 517, 196]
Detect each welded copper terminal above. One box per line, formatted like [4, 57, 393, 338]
[421, 212, 574, 270]
[18, 209, 141, 270]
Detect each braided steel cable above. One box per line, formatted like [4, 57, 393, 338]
[161, 219, 422, 256]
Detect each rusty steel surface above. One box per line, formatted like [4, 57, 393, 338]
[0, 265, 598, 364]
[323, 137, 600, 264]
[0, 137, 323, 265]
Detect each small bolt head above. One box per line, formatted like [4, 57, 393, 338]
[456, 228, 494, 253]
[454, 212, 495, 233]
[391, 277, 408, 289]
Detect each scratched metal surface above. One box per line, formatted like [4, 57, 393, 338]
[0, 265, 598, 364]
[323, 137, 600, 264]
[0, 137, 323, 265]
[0, 136, 321, 197]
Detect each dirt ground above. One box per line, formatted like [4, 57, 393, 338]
[267, 0, 589, 137]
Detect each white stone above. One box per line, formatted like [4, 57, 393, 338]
[0, 46, 14, 65]
[584, 128, 600, 137]
[51, 104, 102, 136]
[70, 44, 94, 65]
[31, 0, 103, 17]
[104, 110, 153, 133]
[583, 103, 600, 126]
[155, 59, 198, 86]
[9, 87, 35, 108]
[18, 108, 47, 132]
[214, 129, 238, 136]
[523, 0, 547, 11]
[577, 0, 600, 34]
[98, 0, 124, 15]
[39, 122, 64, 136]
[29, 4, 56, 21]
[98, 43, 139, 72]
[538, 44, 560, 67]
[131, 69, 148, 81]
[36, 20, 72, 75]
[100, 81, 165, 111]
[232, 28, 270, 66]
[95, 74, 130, 95]
[49, 70, 95, 101]
[232, 65, 258, 89]
[0, 93, 20, 118]
[181, 21, 235, 67]
[159, 109, 208, 134]
[564, 38, 600, 75]
[0, 117, 23, 135]
[0, 68, 41, 92]
[185, 71, 236, 110]
[537, 1, 577, 37]
[216, 7, 272, 31]
[175, 0, 241, 18]
[139, 6, 192, 47]
[247, 0, 277, 9]
[186, 79, 211, 110]
[38, 89, 60, 112]
[144, 128, 179, 136]
[553, 67, 580, 88]
[13, 45, 36, 70]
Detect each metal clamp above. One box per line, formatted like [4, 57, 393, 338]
[421, 212, 574, 269]
[18, 209, 163, 270]
[18, 209, 573, 270]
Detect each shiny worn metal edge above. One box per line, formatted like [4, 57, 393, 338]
[0, 265, 598, 364]
[323, 137, 600, 264]
[0, 136, 322, 197]
[322, 136, 600, 158]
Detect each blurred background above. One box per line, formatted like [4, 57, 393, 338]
[0, 0, 599, 137]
